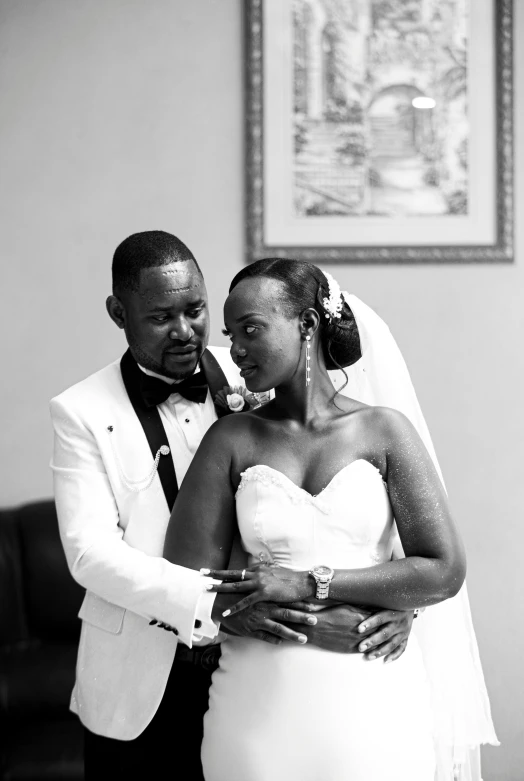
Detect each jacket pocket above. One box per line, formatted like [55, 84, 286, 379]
[78, 591, 126, 634]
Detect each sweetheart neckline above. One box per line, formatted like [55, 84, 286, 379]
[239, 460, 385, 500]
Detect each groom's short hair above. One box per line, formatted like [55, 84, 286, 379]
[112, 231, 202, 295]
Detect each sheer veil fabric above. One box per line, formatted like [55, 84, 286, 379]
[335, 294, 499, 781]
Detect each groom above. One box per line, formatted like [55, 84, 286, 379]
[51, 231, 414, 779]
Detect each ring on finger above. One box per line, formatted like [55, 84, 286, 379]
[241, 569, 246, 581]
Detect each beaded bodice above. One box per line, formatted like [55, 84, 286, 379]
[235, 460, 394, 571]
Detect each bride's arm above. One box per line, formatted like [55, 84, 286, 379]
[210, 409, 467, 615]
[163, 417, 238, 571]
[326, 408, 466, 608]
[164, 416, 318, 645]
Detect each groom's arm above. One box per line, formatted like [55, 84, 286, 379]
[292, 603, 414, 661]
[50, 395, 211, 648]
[216, 600, 413, 659]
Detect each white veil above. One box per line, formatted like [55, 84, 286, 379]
[331, 293, 499, 781]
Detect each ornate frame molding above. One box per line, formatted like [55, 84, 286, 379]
[245, 0, 514, 264]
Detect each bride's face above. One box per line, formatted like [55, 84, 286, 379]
[223, 277, 302, 392]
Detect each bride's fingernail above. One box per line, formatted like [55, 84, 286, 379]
[358, 625, 367, 633]
[222, 609, 231, 617]
[298, 635, 307, 643]
[200, 568, 211, 575]
[205, 584, 214, 591]
[307, 616, 317, 625]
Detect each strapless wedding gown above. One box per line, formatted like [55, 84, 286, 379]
[202, 460, 436, 781]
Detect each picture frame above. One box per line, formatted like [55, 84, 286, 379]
[245, 0, 514, 264]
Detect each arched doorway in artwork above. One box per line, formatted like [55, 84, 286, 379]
[368, 84, 431, 158]
[366, 83, 446, 215]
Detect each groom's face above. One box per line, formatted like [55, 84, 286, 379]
[117, 260, 210, 380]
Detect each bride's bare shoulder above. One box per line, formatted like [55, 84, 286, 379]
[195, 409, 272, 475]
[354, 402, 418, 442]
[349, 403, 414, 434]
[204, 406, 269, 445]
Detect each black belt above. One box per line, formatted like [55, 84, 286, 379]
[175, 643, 221, 672]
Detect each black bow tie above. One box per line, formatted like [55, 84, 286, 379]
[140, 370, 208, 407]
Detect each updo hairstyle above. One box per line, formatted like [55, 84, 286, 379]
[228, 258, 361, 371]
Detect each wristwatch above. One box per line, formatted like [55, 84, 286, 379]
[309, 565, 335, 599]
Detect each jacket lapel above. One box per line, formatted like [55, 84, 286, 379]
[200, 348, 232, 418]
[120, 350, 178, 511]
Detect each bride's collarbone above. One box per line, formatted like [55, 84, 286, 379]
[243, 404, 385, 478]
[260, 398, 369, 433]
[278, 416, 373, 452]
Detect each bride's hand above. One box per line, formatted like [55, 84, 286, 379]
[205, 564, 314, 617]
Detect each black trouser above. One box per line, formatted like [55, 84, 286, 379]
[84, 658, 214, 780]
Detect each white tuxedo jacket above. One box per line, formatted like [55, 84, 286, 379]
[50, 346, 241, 740]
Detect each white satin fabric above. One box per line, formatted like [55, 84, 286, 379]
[338, 294, 499, 781]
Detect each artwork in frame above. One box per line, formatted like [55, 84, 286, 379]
[245, 0, 514, 264]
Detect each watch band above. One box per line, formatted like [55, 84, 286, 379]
[316, 581, 330, 599]
[309, 566, 335, 600]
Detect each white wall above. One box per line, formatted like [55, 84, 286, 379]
[0, 0, 244, 504]
[0, 1, 522, 778]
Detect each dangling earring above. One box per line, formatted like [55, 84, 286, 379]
[305, 336, 311, 387]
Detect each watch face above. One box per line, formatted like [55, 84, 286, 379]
[314, 566, 333, 578]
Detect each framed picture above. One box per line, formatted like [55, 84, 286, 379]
[245, 0, 514, 264]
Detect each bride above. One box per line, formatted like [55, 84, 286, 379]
[164, 258, 498, 781]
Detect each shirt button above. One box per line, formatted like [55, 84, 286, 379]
[185, 418, 190, 423]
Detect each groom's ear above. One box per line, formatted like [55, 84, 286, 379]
[106, 295, 126, 330]
[299, 307, 320, 338]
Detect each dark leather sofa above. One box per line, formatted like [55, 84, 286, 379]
[0, 500, 85, 780]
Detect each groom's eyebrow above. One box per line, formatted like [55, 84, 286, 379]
[148, 297, 206, 312]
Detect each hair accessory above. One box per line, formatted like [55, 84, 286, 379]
[321, 271, 344, 322]
[305, 336, 311, 386]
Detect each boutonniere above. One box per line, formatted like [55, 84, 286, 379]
[214, 385, 271, 414]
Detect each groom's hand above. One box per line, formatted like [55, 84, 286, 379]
[288, 603, 414, 662]
[219, 601, 317, 645]
[355, 608, 414, 663]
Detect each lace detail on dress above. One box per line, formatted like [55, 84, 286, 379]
[236, 465, 332, 514]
